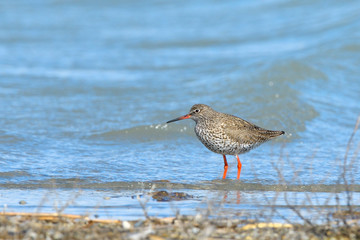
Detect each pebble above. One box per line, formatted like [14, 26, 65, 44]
[122, 220, 132, 230]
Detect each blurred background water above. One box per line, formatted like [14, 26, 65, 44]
[0, 0, 360, 220]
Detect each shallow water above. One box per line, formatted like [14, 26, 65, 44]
[1, 0, 360, 222]
[1, 186, 360, 223]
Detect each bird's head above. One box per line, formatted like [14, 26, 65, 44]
[167, 104, 213, 124]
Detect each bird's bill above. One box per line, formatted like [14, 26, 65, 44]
[166, 114, 191, 123]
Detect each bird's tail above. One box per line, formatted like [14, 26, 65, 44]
[256, 129, 285, 139]
[265, 130, 285, 138]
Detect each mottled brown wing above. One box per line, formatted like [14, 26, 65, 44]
[221, 114, 284, 144]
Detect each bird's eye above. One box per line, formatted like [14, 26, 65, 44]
[195, 109, 200, 113]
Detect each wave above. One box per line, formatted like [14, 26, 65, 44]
[1, 179, 359, 193]
[0, 171, 31, 178]
[87, 124, 193, 142]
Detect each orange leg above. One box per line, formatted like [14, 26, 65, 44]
[222, 155, 228, 179]
[236, 155, 242, 179]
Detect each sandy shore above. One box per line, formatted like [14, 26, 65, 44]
[1, 212, 359, 240]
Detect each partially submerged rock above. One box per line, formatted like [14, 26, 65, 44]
[151, 190, 193, 201]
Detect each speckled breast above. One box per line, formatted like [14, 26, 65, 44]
[194, 123, 256, 155]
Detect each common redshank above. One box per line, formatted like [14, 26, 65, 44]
[167, 104, 285, 179]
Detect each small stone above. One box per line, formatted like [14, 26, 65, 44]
[148, 235, 165, 240]
[122, 220, 132, 230]
[192, 227, 200, 234]
[53, 231, 64, 240]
